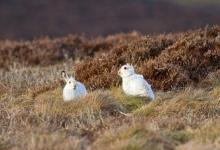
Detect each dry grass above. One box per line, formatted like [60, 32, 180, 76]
[0, 27, 220, 150]
[0, 64, 220, 150]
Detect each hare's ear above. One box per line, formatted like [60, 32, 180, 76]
[72, 70, 76, 79]
[127, 63, 131, 67]
[128, 64, 134, 71]
[61, 71, 69, 82]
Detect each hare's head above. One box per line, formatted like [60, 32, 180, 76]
[118, 64, 135, 78]
[61, 71, 77, 89]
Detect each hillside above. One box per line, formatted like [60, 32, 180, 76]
[1, 26, 220, 90]
[169, 0, 220, 6]
[0, 26, 220, 150]
[0, 0, 220, 39]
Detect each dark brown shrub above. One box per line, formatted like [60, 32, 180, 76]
[75, 26, 220, 91]
[1, 26, 220, 91]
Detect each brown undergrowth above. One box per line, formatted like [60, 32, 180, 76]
[1, 26, 220, 90]
[0, 27, 220, 150]
[75, 26, 220, 90]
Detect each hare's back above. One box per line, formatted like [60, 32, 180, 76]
[76, 82, 88, 95]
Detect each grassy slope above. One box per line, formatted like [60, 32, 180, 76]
[0, 27, 220, 150]
[0, 64, 220, 150]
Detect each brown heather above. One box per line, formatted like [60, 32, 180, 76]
[0, 26, 220, 150]
[76, 26, 220, 90]
[0, 26, 220, 90]
[0, 32, 140, 70]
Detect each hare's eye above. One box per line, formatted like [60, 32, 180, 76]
[69, 81, 71, 84]
[124, 67, 127, 70]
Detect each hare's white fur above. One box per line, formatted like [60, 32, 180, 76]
[118, 64, 155, 100]
[62, 71, 87, 102]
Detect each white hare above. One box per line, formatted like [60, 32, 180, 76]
[61, 71, 88, 102]
[118, 64, 155, 100]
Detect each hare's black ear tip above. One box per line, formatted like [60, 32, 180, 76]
[61, 70, 66, 76]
